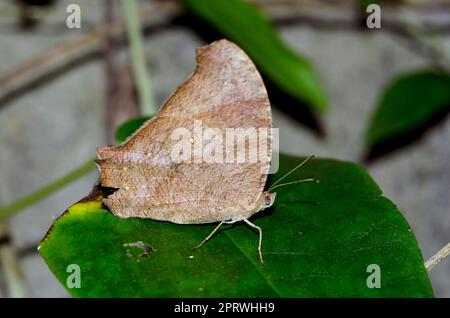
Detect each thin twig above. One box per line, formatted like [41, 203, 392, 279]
[0, 221, 27, 297]
[384, 19, 450, 72]
[425, 241, 450, 271]
[250, 0, 450, 11]
[103, 0, 123, 145]
[0, 1, 181, 108]
[256, 0, 450, 35]
[261, 6, 450, 71]
[0, 159, 96, 221]
[103, 0, 140, 143]
[122, 0, 156, 115]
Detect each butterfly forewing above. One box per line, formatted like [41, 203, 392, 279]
[97, 40, 272, 224]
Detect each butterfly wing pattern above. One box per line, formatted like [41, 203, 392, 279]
[96, 40, 273, 225]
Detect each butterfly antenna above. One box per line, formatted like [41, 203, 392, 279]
[268, 155, 315, 192]
[269, 178, 316, 191]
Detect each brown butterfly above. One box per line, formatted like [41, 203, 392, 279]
[96, 39, 312, 264]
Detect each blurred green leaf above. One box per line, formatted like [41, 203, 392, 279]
[184, 0, 328, 111]
[39, 154, 432, 297]
[115, 116, 151, 144]
[366, 71, 450, 145]
[360, 0, 383, 10]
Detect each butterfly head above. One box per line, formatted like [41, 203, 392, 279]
[262, 192, 276, 210]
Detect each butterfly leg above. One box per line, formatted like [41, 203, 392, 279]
[243, 219, 265, 265]
[192, 221, 225, 250]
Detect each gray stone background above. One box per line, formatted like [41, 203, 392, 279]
[0, 0, 449, 297]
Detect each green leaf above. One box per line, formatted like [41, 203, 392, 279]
[360, 0, 383, 10]
[39, 154, 432, 297]
[115, 116, 151, 144]
[366, 71, 450, 145]
[184, 0, 328, 111]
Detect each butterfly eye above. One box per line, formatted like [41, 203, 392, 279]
[265, 193, 275, 206]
